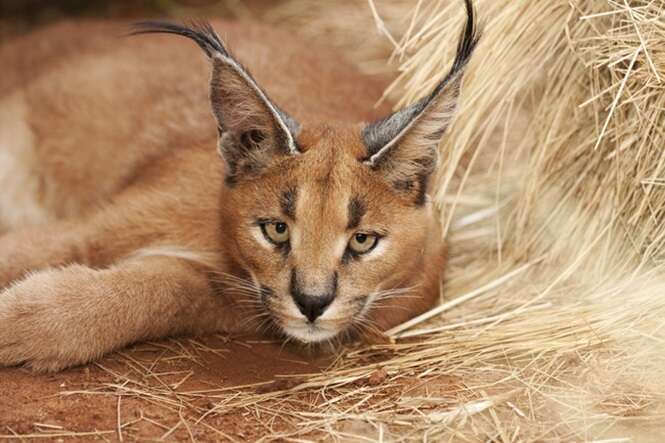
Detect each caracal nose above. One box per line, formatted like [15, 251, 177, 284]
[293, 293, 334, 323]
[290, 269, 337, 322]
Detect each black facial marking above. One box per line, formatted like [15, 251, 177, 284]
[414, 173, 429, 206]
[332, 271, 338, 295]
[341, 250, 351, 265]
[225, 174, 237, 187]
[280, 186, 297, 219]
[289, 268, 300, 298]
[347, 197, 366, 230]
[279, 242, 291, 258]
[393, 180, 413, 191]
[260, 286, 273, 304]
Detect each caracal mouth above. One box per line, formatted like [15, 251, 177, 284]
[282, 323, 340, 343]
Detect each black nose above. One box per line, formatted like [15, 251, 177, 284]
[293, 292, 334, 323]
[290, 270, 337, 323]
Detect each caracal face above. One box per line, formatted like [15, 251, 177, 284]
[221, 125, 435, 343]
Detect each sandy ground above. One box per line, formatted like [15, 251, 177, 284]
[0, 333, 469, 441]
[1, 334, 331, 441]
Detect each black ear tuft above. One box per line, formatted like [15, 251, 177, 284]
[130, 20, 229, 58]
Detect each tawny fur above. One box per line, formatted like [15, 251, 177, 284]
[0, 16, 470, 371]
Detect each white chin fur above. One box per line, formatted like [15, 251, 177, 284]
[283, 324, 339, 343]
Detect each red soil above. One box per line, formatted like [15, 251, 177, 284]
[0, 334, 330, 441]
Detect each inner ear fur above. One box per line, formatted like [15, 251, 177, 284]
[366, 77, 462, 205]
[210, 56, 299, 179]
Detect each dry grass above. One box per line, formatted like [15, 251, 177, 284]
[264, 0, 665, 440]
[5, 1, 665, 441]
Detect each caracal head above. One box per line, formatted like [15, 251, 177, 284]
[132, 0, 478, 343]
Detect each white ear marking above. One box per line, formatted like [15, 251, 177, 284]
[251, 226, 274, 250]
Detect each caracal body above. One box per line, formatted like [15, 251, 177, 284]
[0, 2, 477, 372]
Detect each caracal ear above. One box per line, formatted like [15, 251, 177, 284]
[362, 0, 479, 205]
[131, 21, 300, 182]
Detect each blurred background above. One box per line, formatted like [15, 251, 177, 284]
[0, 0, 399, 78]
[0, 0, 281, 41]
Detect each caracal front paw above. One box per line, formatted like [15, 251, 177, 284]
[0, 267, 103, 372]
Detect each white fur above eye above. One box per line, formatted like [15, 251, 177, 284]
[251, 225, 274, 250]
[334, 236, 349, 258]
[361, 238, 389, 261]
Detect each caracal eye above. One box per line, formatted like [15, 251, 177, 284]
[348, 232, 378, 254]
[262, 221, 290, 244]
